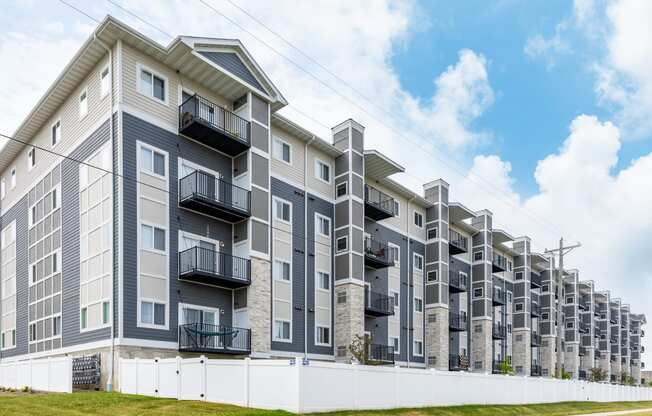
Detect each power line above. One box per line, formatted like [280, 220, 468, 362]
[60, 0, 564, 242]
[0, 132, 333, 249]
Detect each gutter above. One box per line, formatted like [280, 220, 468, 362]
[304, 136, 316, 360]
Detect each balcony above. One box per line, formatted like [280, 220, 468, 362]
[578, 302, 587, 312]
[621, 356, 628, 364]
[449, 311, 468, 332]
[579, 370, 587, 380]
[579, 322, 589, 334]
[611, 354, 617, 363]
[178, 323, 250, 354]
[364, 289, 394, 317]
[179, 247, 251, 289]
[531, 302, 541, 317]
[449, 271, 468, 293]
[368, 344, 395, 364]
[449, 229, 468, 255]
[179, 94, 251, 156]
[611, 336, 619, 344]
[492, 288, 506, 306]
[449, 354, 470, 371]
[531, 364, 542, 377]
[579, 346, 586, 356]
[492, 253, 508, 273]
[492, 323, 507, 339]
[364, 185, 396, 221]
[531, 332, 542, 347]
[179, 171, 251, 223]
[531, 273, 542, 288]
[364, 237, 394, 269]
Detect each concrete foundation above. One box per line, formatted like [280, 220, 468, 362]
[512, 329, 531, 376]
[425, 306, 449, 370]
[249, 257, 272, 355]
[471, 318, 493, 373]
[334, 282, 365, 362]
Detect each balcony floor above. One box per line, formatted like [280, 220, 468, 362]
[179, 270, 251, 289]
[365, 306, 394, 318]
[364, 201, 394, 221]
[179, 194, 251, 223]
[364, 254, 394, 269]
[179, 118, 250, 156]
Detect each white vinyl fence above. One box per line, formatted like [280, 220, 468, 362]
[0, 357, 73, 393]
[120, 357, 652, 413]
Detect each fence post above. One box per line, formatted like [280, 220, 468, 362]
[29, 359, 33, 390]
[244, 357, 250, 408]
[154, 358, 160, 398]
[201, 355, 207, 401]
[176, 356, 181, 400]
[352, 362, 359, 410]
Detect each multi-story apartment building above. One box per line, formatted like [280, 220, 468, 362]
[0, 16, 646, 388]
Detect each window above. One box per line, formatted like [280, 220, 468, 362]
[141, 301, 166, 326]
[515, 303, 524, 312]
[316, 215, 330, 237]
[80, 308, 88, 330]
[273, 260, 291, 281]
[272, 137, 291, 164]
[393, 200, 400, 216]
[336, 182, 347, 198]
[336, 236, 348, 253]
[51, 120, 61, 147]
[566, 296, 574, 305]
[413, 340, 423, 356]
[10, 168, 16, 189]
[138, 65, 166, 103]
[141, 224, 166, 251]
[316, 326, 330, 345]
[390, 336, 399, 353]
[337, 290, 347, 304]
[414, 297, 423, 312]
[79, 88, 88, 118]
[100, 66, 110, 97]
[274, 198, 291, 223]
[413, 254, 423, 271]
[315, 160, 330, 183]
[427, 227, 438, 240]
[427, 270, 438, 283]
[53, 316, 61, 337]
[515, 271, 523, 281]
[473, 251, 483, 261]
[391, 291, 399, 308]
[388, 244, 399, 264]
[507, 260, 513, 271]
[414, 211, 423, 228]
[316, 271, 330, 290]
[566, 321, 574, 329]
[542, 312, 549, 320]
[28, 148, 36, 171]
[507, 292, 512, 302]
[473, 288, 483, 298]
[102, 301, 110, 325]
[29, 323, 36, 342]
[0, 179, 4, 199]
[140, 146, 166, 177]
[274, 320, 291, 341]
[542, 284, 549, 292]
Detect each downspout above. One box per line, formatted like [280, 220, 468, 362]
[96, 35, 115, 392]
[406, 196, 414, 368]
[304, 136, 316, 360]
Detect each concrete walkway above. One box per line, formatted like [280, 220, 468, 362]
[578, 409, 652, 416]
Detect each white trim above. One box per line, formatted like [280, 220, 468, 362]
[78, 86, 89, 120]
[138, 141, 168, 180]
[413, 253, 424, 272]
[27, 147, 36, 172]
[272, 135, 292, 165]
[99, 64, 111, 99]
[315, 325, 332, 347]
[388, 242, 400, 265]
[51, 119, 62, 148]
[136, 62, 169, 106]
[314, 213, 331, 239]
[314, 158, 332, 184]
[272, 195, 292, 225]
[178, 302, 221, 326]
[413, 210, 424, 229]
[273, 318, 292, 343]
[336, 235, 348, 253]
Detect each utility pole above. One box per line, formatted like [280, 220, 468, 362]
[545, 238, 582, 277]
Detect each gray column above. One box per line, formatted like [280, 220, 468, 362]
[470, 210, 493, 373]
[512, 237, 532, 376]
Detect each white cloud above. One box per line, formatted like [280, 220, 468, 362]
[524, 23, 571, 68]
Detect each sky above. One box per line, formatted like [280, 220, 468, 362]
[1, 0, 652, 354]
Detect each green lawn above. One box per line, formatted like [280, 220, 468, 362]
[0, 392, 651, 415]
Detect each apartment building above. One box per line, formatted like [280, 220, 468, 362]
[0, 16, 646, 388]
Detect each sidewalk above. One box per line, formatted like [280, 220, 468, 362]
[578, 409, 652, 416]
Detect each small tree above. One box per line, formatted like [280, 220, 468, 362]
[620, 371, 629, 385]
[499, 357, 514, 375]
[626, 375, 636, 386]
[589, 367, 607, 382]
[561, 368, 572, 380]
[349, 333, 371, 364]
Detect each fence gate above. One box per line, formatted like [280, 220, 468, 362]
[72, 354, 101, 390]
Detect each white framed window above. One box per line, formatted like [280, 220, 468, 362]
[0, 179, 5, 200]
[27, 148, 36, 171]
[273, 197, 292, 223]
[336, 182, 347, 198]
[336, 236, 348, 253]
[413, 340, 423, 356]
[427, 270, 438, 283]
[390, 336, 399, 353]
[272, 136, 291, 164]
[10, 168, 16, 189]
[79, 87, 88, 119]
[427, 227, 438, 240]
[515, 271, 524, 280]
[273, 259, 291, 282]
[316, 271, 330, 291]
[274, 319, 291, 341]
[414, 297, 423, 312]
[140, 145, 166, 178]
[388, 243, 400, 264]
[141, 223, 166, 252]
[473, 287, 483, 298]
[137, 63, 168, 104]
[316, 326, 330, 346]
[140, 300, 166, 326]
[414, 211, 423, 228]
[315, 214, 330, 238]
[315, 159, 331, 183]
[100, 65, 110, 98]
[413, 253, 423, 271]
[473, 250, 483, 261]
[390, 290, 400, 308]
[566, 321, 574, 329]
[515, 303, 524, 312]
[51, 120, 61, 147]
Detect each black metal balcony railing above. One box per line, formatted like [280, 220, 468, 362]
[179, 246, 251, 288]
[531, 302, 541, 317]
[579, 346, 587, 356]
[611, 335, 619, 344]
[492, 288, 506, 306]
[364, 237, 394, 269]
[579, 322, 589, 334]
[179, 323, 250, 354]
[449, 271, 468, 293]
[492, 323, 506, 339]
[579, 370, 587, 380]
[449, 354, 470, 371]
[492, 253, 508, 273]
[611, 354, 617, 363]
[179, 94, 251, 156]
[368, 344, 395, 364]
[364, 185, 396, 221]
[449, 229, 468, 255]
[449, 311, 468, 332]
[578, 302, 587, 311]
[531, 273, 542, 288]
[531, 364, 542, 377]
[179, 171, 251, 222]
[531, 332, 542, 347]
[365, 289, 395, 317]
